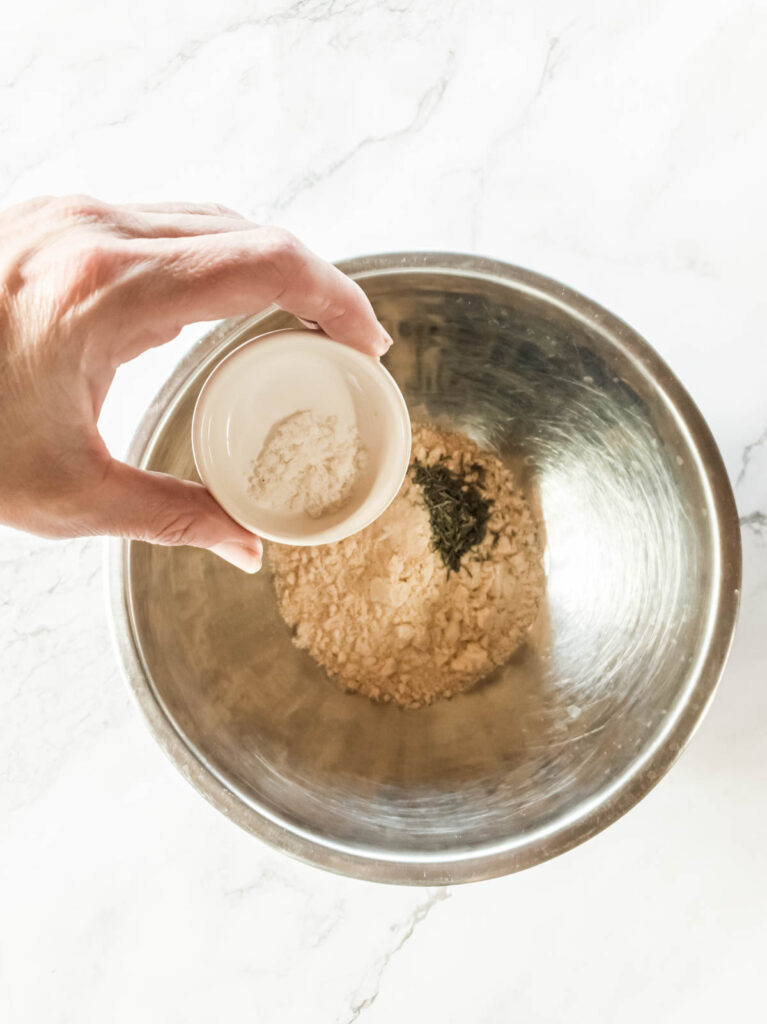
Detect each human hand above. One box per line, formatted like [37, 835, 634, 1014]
[0, 196, 391, 571]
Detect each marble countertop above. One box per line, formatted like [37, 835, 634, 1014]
[2, 1, 765, 1020]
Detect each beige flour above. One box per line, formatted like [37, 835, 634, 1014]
[249, 409, 364, 518]
[270, 423, 544, 708]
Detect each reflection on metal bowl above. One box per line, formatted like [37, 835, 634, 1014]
[107, 253, 741, 884]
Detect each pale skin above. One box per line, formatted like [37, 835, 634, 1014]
[0, 195, 392, 572]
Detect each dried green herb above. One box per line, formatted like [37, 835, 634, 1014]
[413, 461, 493, 574]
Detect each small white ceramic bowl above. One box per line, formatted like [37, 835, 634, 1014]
[191, 329, 411, 545]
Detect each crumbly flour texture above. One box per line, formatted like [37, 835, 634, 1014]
[270, 423, 544, 708]
[249, 409, 364, 519]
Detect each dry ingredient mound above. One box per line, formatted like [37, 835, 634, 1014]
[270, 423, 544, 708]
[249, 409, 364, 519]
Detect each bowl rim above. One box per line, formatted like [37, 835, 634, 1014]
[105, 252, 742, 885]
[190, 328, 412, 545]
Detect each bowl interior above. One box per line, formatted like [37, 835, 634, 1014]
[125, 265, 731, 868]
[191, 331, 411, 545]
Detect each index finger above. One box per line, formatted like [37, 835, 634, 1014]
[114, 227, 391, 360]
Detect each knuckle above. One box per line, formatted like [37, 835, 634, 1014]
[60, 240, 126, 297]
[206, 201, 242, 218]
[51, 193, 111, 224]
[153, 511, 199, 547]
[257, 227, 309, 301]
[318, 301, 347, 325]
[259, 227, 303, 269]
[309, 277, 350, 324]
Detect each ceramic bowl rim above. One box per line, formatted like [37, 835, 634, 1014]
[190, 328, 412, 545]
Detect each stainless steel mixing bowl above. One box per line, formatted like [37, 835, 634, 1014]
[108, 253, 741, 884]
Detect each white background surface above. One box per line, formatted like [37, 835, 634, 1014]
[1, 1, 766, 1021]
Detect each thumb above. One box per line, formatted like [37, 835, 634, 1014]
[93, 460, 262, 573]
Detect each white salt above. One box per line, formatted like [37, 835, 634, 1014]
[248, 409, 365, 519]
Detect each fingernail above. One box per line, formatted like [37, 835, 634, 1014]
[378, 329, 394, 354]
[298, 318, 321, 331]
[210, 540, 262, 574]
